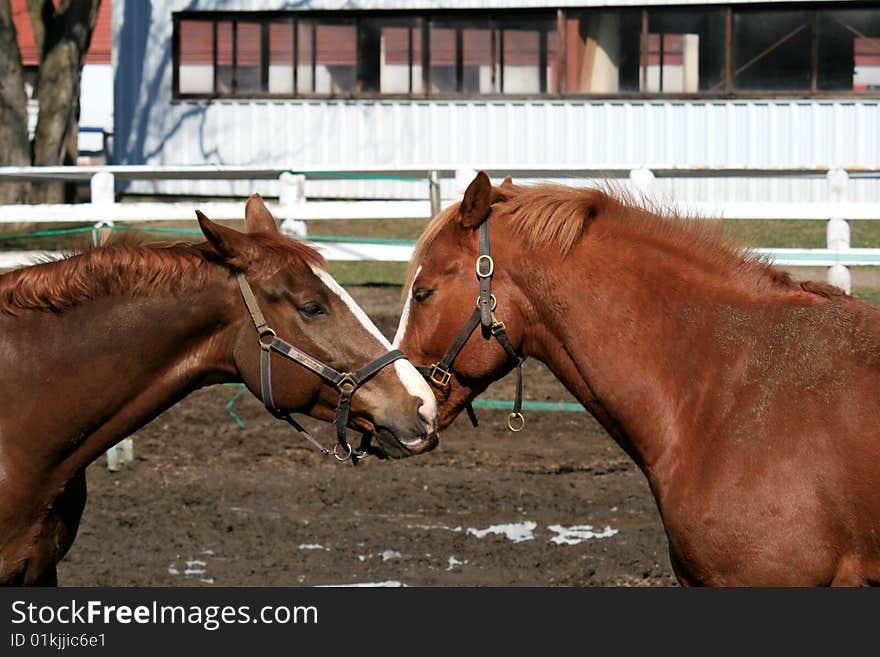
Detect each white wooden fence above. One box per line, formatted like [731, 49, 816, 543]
[2, 164, 878, 469]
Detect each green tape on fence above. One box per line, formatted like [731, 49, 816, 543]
[0, 225, 417, 246]
[472, 399, 585, 413]
[0, 225, 96, 241]
[123, 226, 203, 236]
[222, 383, 582, 428]
[224, 386, 249, 429]
[292, 171, 425, 184]
[307, 234, 417, 247]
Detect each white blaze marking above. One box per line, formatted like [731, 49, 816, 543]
[393, 265, 420, 347]
[312, 266, 436, 418]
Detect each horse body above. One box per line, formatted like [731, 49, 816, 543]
[399, 173, 880, 586]
[0, 284, 235, 584]
[538, 238, 880, 585]
[0, 195, 437, 585]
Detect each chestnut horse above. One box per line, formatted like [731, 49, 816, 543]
[0, 194, 437, 586]
[396, 172, 880, 586]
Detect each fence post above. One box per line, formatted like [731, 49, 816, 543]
[106, 437, 134, 472]
[826, 168, 851, 294]
[90, 170, 115, 205]
[629, 167, 656, 196]
[278, 172, 308, 238]
[90, 171, 137, 471]
[429, 170, 441, 218]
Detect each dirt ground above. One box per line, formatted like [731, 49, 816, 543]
[58, 285, 676, 588]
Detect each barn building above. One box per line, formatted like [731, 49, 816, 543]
[112, 1, 880, 202]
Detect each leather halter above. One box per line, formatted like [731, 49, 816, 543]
[236, 272, 407, 462]
[415, 215, 525, 432]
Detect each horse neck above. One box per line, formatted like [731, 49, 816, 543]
[508, 221, 787, 478]
[0, 268, 240, 474]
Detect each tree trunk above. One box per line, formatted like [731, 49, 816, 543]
[0, 0, 31, 204]
[29, 0, 100, 203]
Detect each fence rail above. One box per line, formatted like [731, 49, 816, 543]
[1, 165, 878, 292]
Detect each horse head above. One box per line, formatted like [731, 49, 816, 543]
[394, 173, 528, 431]
[199, 194, 438, 458]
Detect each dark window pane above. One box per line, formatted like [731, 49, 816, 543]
[236, 21, 263, 93]
[269, 19, 293, 94]
[565, 11, 641, 93]
[430, 27, 457, 93]
[547, 27, 559, 93]
[380, 24, 423, 94]
[178, 20, 213, 93]
[462, 28, 493, 93]
[733, 10, 811, 90]
[297, 21, 314, 93]
[216, 20, 233, 93]
[646, 10, 726, 93]
[314, 23, 356, 93]
[501, 29, 540, 94]
[818, 10, 880, 92]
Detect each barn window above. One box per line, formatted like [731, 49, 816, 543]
[172, 7, 880, 99]
[644, 9, 726, 93]
[427, 16, 557, 95]
[817, 9, 880, 92]
[177, 19, 214, 94]
[563, 10, 642, 94]
[732, 9, 812, 91]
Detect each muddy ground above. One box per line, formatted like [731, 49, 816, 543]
[58, 285, 676, 587]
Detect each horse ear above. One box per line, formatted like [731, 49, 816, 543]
[244, 193, 278, 234]
[492, 176, 515, 202]
[459, 171, 493, 229]
[197, 210, 253, 269]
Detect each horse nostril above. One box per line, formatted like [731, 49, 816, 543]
[417, 401, 436, 434]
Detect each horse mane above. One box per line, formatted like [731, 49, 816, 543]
[0, 232, 324, 316]
[406, 181, 828, 298]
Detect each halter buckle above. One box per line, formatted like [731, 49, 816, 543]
[491, 320, 506, 335]
[476, 254, 495, 278]
[476, 294, 497, 311]
[259, 328, 277, 350]
[508, 412, 525, 432]
[429, 364, 452, 388]
[337, 373, 357, 392]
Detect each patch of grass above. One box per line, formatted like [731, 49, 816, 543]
[306, 218, 428, 241]
[328, 261, 408, 287]
[853, 287, 880, 308]
[723, 219, 880, 248]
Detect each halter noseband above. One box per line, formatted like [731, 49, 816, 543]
[415, 215, 525, 432]
[236, 272, 407, 462]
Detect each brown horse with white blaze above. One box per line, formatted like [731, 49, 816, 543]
[0, 194, 437, 586]
[396, 172, 880, 586]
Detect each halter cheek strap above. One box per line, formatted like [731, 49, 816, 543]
[236, 272, 407, 463]
[415, 217, 525, 432]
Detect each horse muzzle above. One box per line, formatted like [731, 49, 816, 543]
[372, 426, 440, 459]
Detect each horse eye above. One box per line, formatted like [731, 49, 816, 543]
[298, 301, 327, 319]
[413, 287, 434, 303]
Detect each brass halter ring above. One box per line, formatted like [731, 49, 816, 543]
[259, 328, 277, 349]
[333, 442, 353, 462]
[508, 412, 525, 432]
[476, 294, 497, 311]
[476, 254, 495, 278]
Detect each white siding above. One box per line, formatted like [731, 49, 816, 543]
[114, 1, 880, 205]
